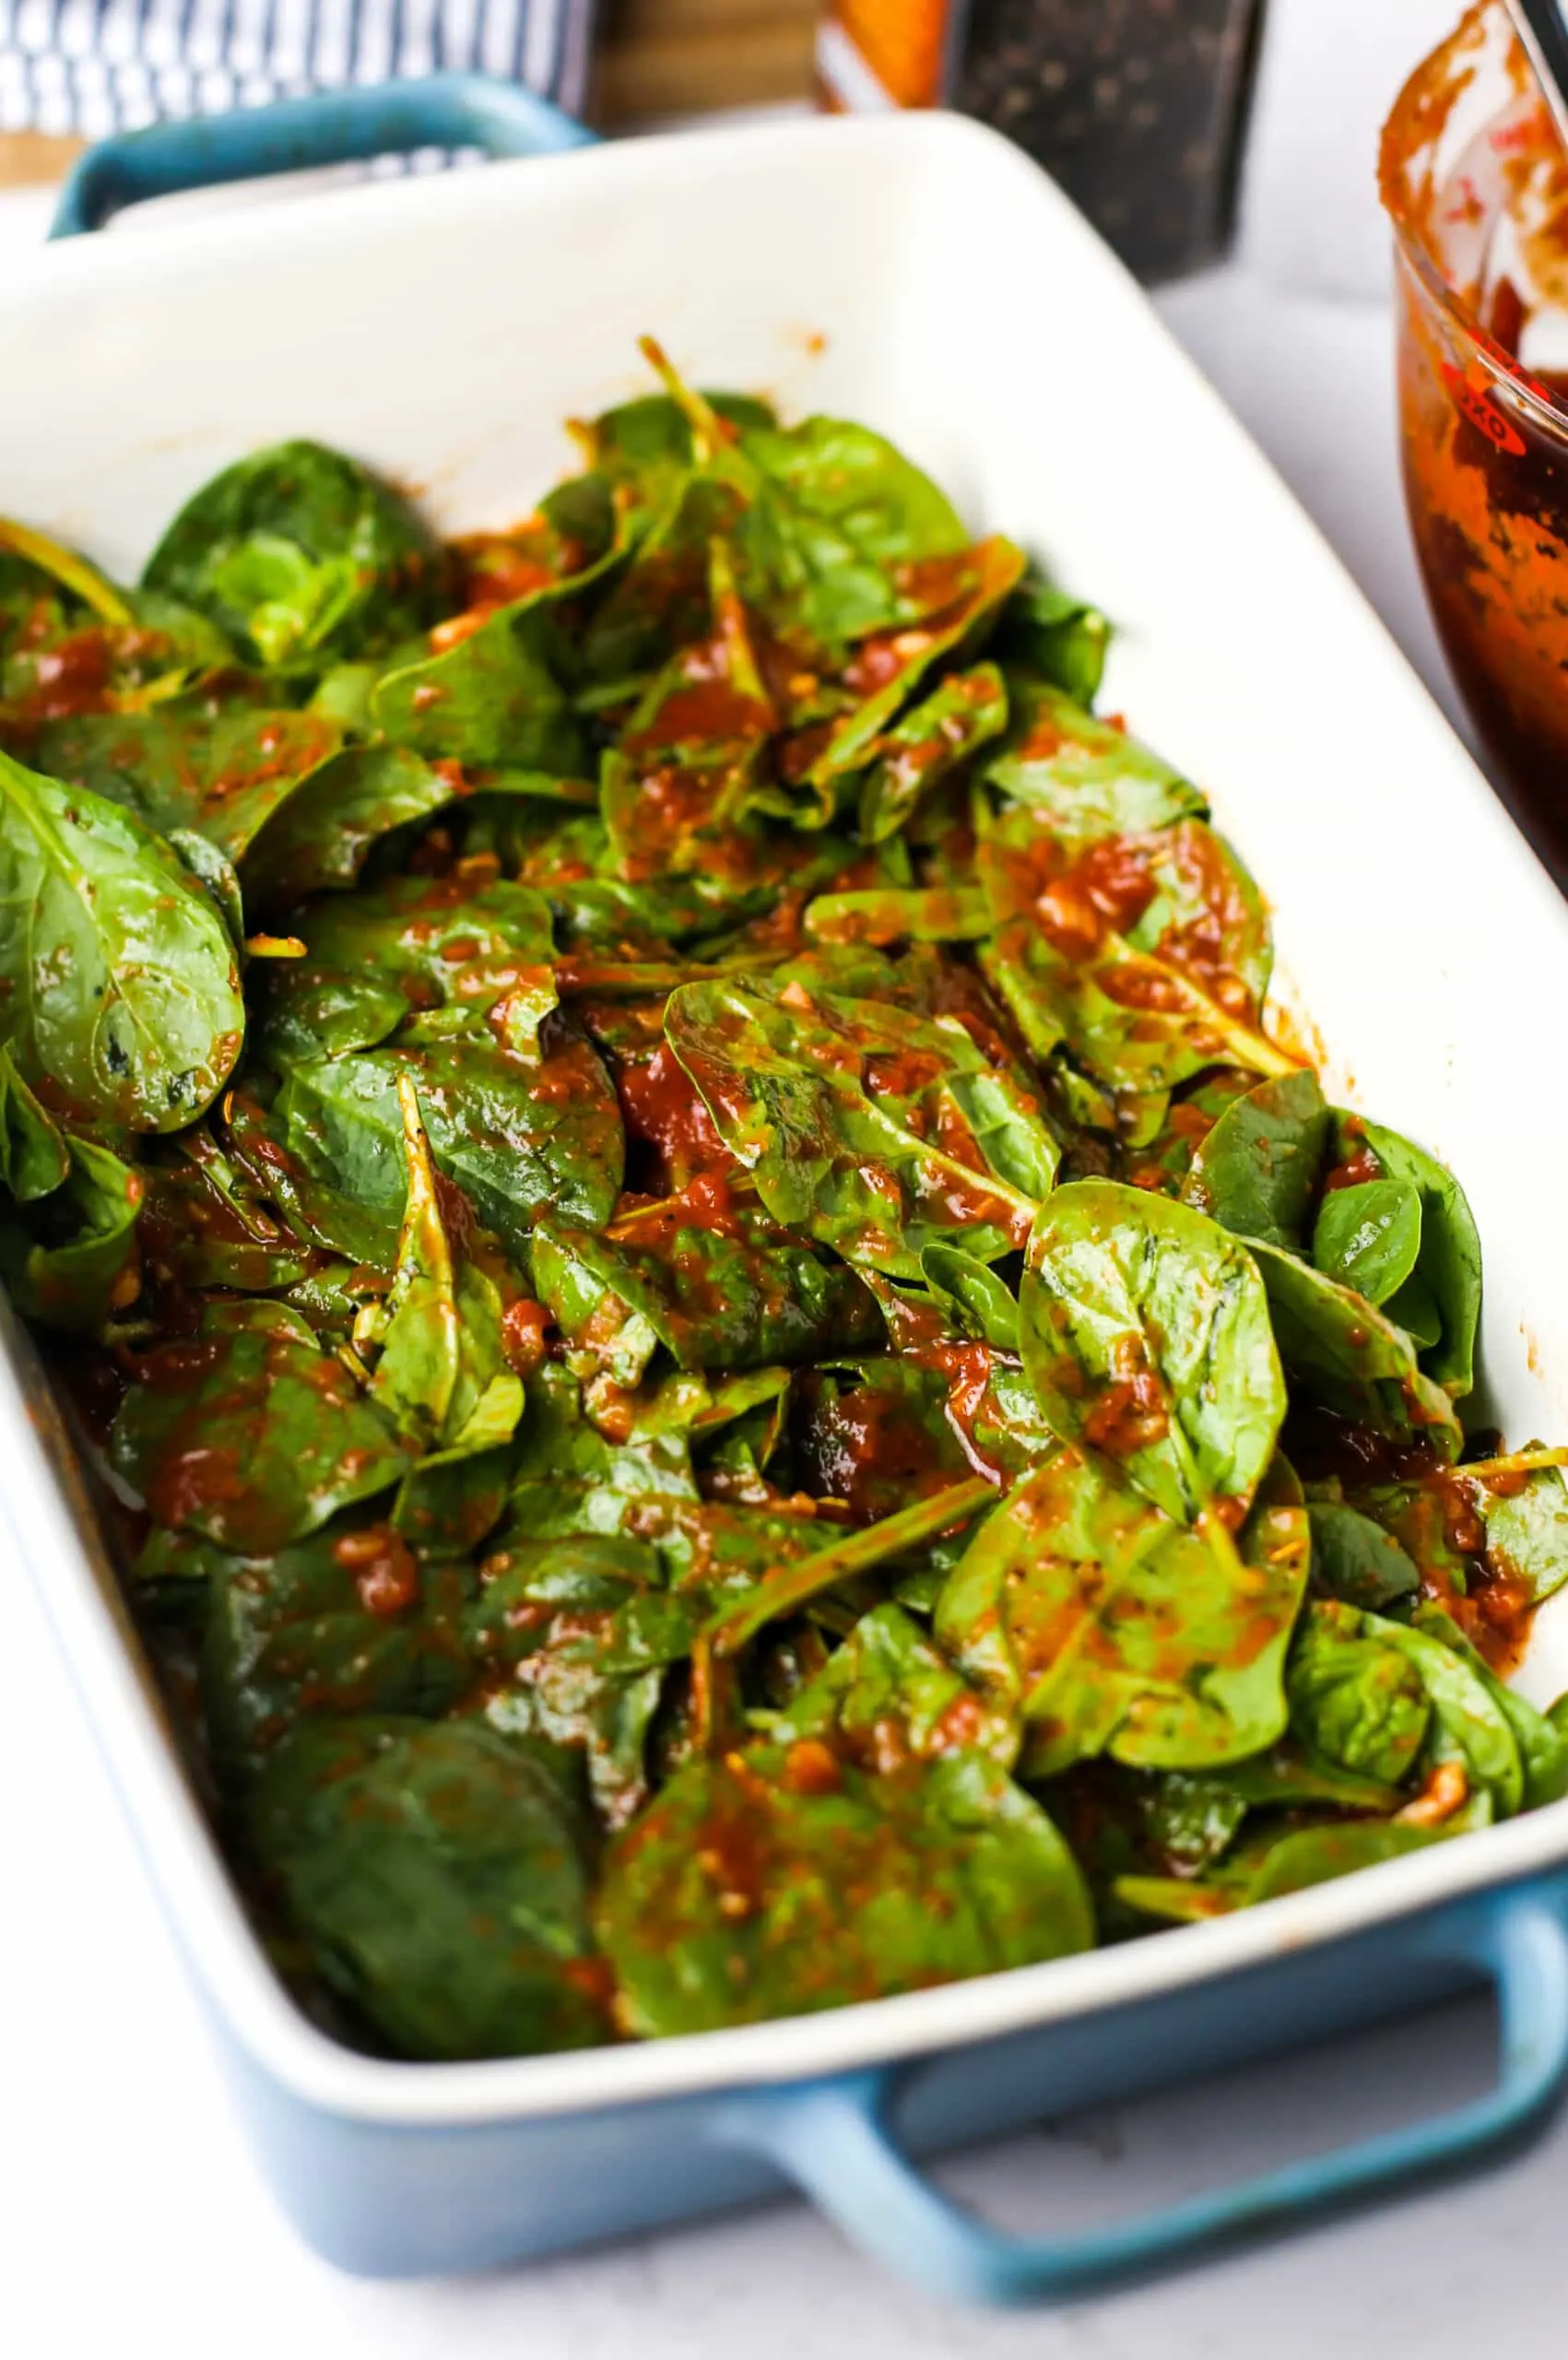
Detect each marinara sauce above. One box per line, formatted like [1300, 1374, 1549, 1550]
[1383, 4, 1568, 884]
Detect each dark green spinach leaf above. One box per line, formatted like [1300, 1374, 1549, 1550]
[1018, 1179, 1286, 1527]
[111, 1297, 410, 1552]
[666, 974, 1055, 1277]
[936, 1448, 1308, 1776]
[248, 1717, 605, 2059]
[598, 1742, 1091, 2036]
[1312, 1178, 1423, 1306]
[0, 748, 244, 1131]
[143, 440, 438, 667]
[1181, 1068, 1328, 1248]
[984, 680, 1206, 844]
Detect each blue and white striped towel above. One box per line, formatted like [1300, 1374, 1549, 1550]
[0, 0, 595, 137]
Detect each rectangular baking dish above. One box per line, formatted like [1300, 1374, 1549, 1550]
[11, 86, 1568, 2307]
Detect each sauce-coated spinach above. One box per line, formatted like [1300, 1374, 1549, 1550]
[4, 348, 1564, 2059]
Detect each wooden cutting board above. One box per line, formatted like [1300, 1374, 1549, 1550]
[0, 131, 83, 186]
[593, 0, 819, 124]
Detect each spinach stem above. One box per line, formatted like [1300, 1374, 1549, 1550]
[0, 515, 133, 626]
[1459, 1446, 1568, 1482]
[704, 1474, 995, 1660]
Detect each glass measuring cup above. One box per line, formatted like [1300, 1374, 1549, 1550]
[1382, 1, 1568, 883]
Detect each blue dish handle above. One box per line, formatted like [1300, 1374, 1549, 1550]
[50, 72, 595, 239]
[722, 1887, 1568, 2307]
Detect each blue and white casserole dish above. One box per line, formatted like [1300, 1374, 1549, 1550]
[8, 98, 1568, 2307]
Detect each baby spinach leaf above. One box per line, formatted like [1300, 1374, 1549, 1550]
[1285, 1601, 1431, 1785]
[978, 814, 1290, 1108]
[1466, 1450, 1568, 1606]
[372, 601, 584, 775]
[727, 412, 971, 652]
[532, 1201, 880, 1384]
[678, 1362, 793, 1449]
[466, 1533, 700, 1826]
[253, 871, 557, 1070]
[248, 1717, 606, 2059]
[222, 1090, 401, 1270]
[1121, 1069, 1253, 1194]
[252, 969, 407, 1070]
[121, 586, 237, 689]
[391, 1428, 520, 1560]
[1134, 1773, 1249, 1875]
[857, 663, 1008, 844]
[993, 580, 1112, 708]
[919, 1240, 1021, 1351]
[1181, 1068, 1329, 1248]
[1248, 1818, 1462, 1896]
[1118, 821, 1273, 1003]
[1375, 1607, 1524, 1818]
[1348, 1476, 1475, 1604]
[798, 537, 1026, 812]
[545, 853, 777, 959]
[0, 1133, 141, 1332]
[0, 1044, 68, 1200]
[1117, 1822, 1447, 1924]
[200, 1522, 472, 1781]
[597, 1743, 1091, 2036]
[584, 388, 777, 523]
[1019, 1180, 1285, 1527]
[143, 440, 437, 667]
[984, 679, 1207, 845]
[935, 1448, 1308, 1776]
[238, 745, 457, 908]
[770, 1600, 1018, 1768]
[0, 512, 135, 629]
[468, 1530, 665, 1666]
[631, 357, 973, 657]
[1413, 1606, 1568, 1810]
[0, 747, 244, 1132]
[362, 1077, 520, 1457]
[580, 466, 743, 687]
[666, 974, 1055, 1277]
[274, 1029, 624, 1263]
[1130, 1749, 1401, 1879]
[1312, 1179, 1422, 1306]
[1385, 1270, 1443, 1353]
[111, 1298, 410, 1553]
[168, 828, 246, 952]
[36, 704, 343, 866]
[1211, 1744, 1402, 1813]
[448, 469, 628, 630]
[1244, 1238, 1462, 1456]
[796, 1349, 1053, 1518]
[0, 518, 232, 713]
[1307, 1500, 1421, 1611]
[498, 1362, 702, 1543]
[803, 882, 991, 949]
[601, 540, 778, 876]
[1347, 1115, 1482, 1398]
[983, 928, 1254, 1115]
[137, 1145, 315, 1294]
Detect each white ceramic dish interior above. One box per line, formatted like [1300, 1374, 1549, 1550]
[5, 107, 1568, 2131]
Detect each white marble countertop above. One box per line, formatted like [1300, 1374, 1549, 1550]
[7, 6, 1568, 2354]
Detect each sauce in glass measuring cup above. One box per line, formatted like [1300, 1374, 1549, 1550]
[1383, 1, 1568, 884]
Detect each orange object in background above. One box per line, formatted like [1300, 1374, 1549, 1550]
[1383, 2, 1568, 888]
[817, 0, 950, 108]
